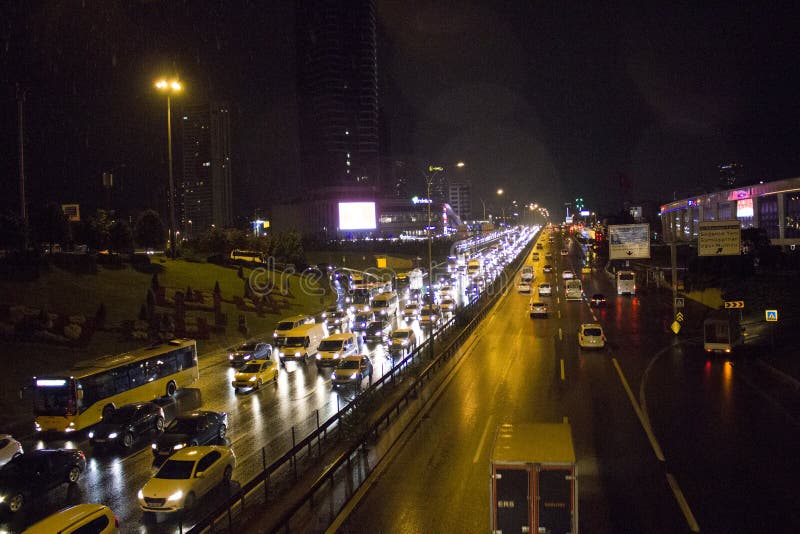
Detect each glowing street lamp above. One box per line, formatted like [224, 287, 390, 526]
[154, 77, 183, 259]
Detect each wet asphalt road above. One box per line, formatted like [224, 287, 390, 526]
[336, 233, 800, 533]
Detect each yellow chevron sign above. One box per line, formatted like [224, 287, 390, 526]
[724, 301, 745, 309]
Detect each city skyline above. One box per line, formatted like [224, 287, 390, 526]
[2, 2, 800, 225]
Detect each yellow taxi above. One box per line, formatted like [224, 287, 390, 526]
[231, 359, 278, 391]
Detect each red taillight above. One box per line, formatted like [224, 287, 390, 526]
[78, 451, 86, 460]
[114, 514, 119, 527]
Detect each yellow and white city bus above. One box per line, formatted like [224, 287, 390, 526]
[32, 339, 198, 433]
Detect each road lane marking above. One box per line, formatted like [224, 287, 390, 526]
[557, 310, 561, 319]
[562, 416, 568, 424]
[560, 359, 565, 381]
[558, 328, 563, 341]
[473, 415, 495, 463]
[667, 473, 701, 532]
[557, 296, 561, 304]
[611, 358, 665, 461]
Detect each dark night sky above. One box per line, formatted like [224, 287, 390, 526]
[2, 1, 800, 221]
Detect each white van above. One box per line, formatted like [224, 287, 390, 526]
[276, 323, 324, 364]
[272, 314, 314, 339]
[316, 333, 358, 366]
[371, 291, 399, 318]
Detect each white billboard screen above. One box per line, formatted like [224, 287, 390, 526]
[338, 202, 376, 230]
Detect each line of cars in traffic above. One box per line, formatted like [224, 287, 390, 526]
[525, 231, 607, 349]
[2, 228, 535, 531]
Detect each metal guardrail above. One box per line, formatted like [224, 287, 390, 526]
[187, 232, 537, 533]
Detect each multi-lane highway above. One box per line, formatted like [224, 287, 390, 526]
[0, 230, 532, 533]
[334, 230, 800, 533]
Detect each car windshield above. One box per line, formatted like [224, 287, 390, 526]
[166, 418, 201, 433]
[104, 405, 138, 423]
[593, 294, 604, 299]
[584, 328, 602, 336]
[338, 360, 360, 369]
[367, 323, 383, 332]
[155, 459, 195, 479]
[405, 304, 418, 310]
[329, 311, 345, 319]
[541, 284, 550, 288]
[241, 363, 264, 373]
[421, 306, 435, 314]
[237, 343, 258, 351]
[319, 340, 344, 351]
[283, 336, 305, 347]
[276, 321, 294, 330]
[393, 331, 409, 339]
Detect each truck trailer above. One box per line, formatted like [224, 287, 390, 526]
[490, 422, 578, 533]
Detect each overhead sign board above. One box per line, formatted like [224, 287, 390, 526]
[698, 220, 741, 256]
[608, 224, 650, 260]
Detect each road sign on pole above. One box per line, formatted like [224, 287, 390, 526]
[608, 224, 650, 260]
[765, 309, 778, 322]
[698, 220, 741, 256]
[676, 312, 685, 322]
[675, 297, 684, 308]
[724, 301, 745, 309]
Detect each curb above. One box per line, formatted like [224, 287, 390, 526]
[755, 358, 800, 390]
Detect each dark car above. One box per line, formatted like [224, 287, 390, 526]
[543, 264, 554, 273]
[536, 243, 543, 250]
[590, 293, 607, 307]
[0, 448, 86, 513]
[89, 402, 165, 450]
[227, 340, 272, 366]
[364, 320, 391, 344]
[151, 411, 228, 462]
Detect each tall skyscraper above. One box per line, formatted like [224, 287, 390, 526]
[296, 0, 379, 190]
[448, 181, 472, 221]
[180, 102, 232, 236]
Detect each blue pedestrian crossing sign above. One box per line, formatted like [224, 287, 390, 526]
[765, 309, 778, 322]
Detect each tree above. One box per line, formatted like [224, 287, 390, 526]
[134, 210, 165, 250]
[33, 203, 70, 253]
[109, 219, 134, 253]
[0, 211, 27, 252]
[86, 209, 114, 251]
[272, 231, 304, 266]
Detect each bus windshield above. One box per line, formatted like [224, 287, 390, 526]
[283, 336, 306, 347]
[33, 380, 74, 416]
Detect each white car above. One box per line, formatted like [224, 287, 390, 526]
[562, 270, 575, 280]
[517, 282, 532, 293]
[538, 283, 552, 296]
[560, 249, 569, 256]
[529, 300, 548, 318]
[0, 435, 22, 467]
[139, 446, 236, 513]
[578, 324, 606, 349]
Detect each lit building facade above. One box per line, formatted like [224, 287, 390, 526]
[296, 0, 379, 189]
[180, 102, 232, 236]
[448, 181, 472, 221]
[659, 176, 800, 246]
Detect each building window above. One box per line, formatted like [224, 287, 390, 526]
[718, 202, 732, 221]
[759, 195, 779, 239]
[786, 194, 800, 238]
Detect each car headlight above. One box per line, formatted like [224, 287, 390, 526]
[249, 376, 257, 382]
[173, 443, 185, 450]
[402, 340, 409, 346]
[137, 489, 144, 499]
[316, 354, 321, 359]
[167, 490, 184, 501]
[88, 431, 94, 439]
[351, 374, 359, 380]
[294, 351, 302, 357]
[151, 443, 157, 450]
[331, 372, 337, 380]
[34, 423, 41, 431]
[108, 432, 118, 439]
[228, 354, 234, 360]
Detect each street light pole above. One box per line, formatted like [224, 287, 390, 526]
[155, 78, 182, 260]
[165, 93, 176, 259]
[423, 162, 464, 297]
